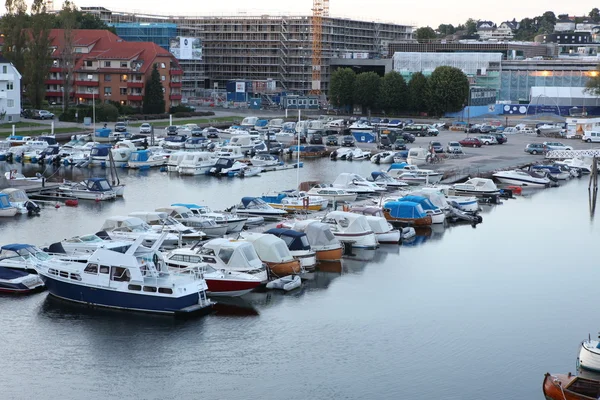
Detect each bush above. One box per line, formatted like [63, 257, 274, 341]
[169, 105, 195, 113]
[173, 112, 192, 118]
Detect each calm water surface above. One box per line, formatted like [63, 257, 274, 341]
[0, 160, 598, 399]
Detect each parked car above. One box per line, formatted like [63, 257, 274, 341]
[309, 133, 323, 144]
[402, 132, 415, 143]
[378, 135, 392, 150]
[191, 128, 204, 137]
[524, 143, 546, 155]
[543, 141, 573, 151]
[114, 122, 127, 132]
[493, 133, 507, 144]
[429, 141, 444, 153]
[582, 131, 600, 143]
[458, 137, 483, 148]
[139, 123, 152, 134]
[446, 141, 463, 154]
[393, 138, 407, 150]
[36, 110, 55, 120]
[341, 135, 355, 147]
[326, 135, 339, 146]
[206, 128, 220, 138]
[478, 135, 497, 145]
[427, 126, 440, 136]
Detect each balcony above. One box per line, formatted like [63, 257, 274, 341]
[127, 94, 143, 101]
[0, 73, 15, 81]
[76, 93, 96, 99]
[170, 81, 182, 88]
[75, 80, 99, 87]
[127, 81, 144, 88]
[46, 91, 63, 97]
[49, 66, 62, 73]
[169, 94, 182, 100]
[45, 79, 64, 85]
[170, 69, 183, 75]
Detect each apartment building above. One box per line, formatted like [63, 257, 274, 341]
[0, 55, 21, 122]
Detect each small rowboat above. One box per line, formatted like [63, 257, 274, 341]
[542, 372, 600, 400]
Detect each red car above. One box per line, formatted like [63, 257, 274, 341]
[459, 137, 483, 148]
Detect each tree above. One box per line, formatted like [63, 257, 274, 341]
[378, 71, 407, 114]
[1, 0, 29, 76]
[329, 67, 356, 112]
[590, 8, 600, 22]
[353, 71, 381, 114]
[437, 24, 456, 37]
[407, 72, 429, 113]
[465, 18, 477, 35]
[58, 0, 77, 112]
[415, 26, 436, 42]
[537, 11, 556, 35]
[25, 0, 53, 109]
[143, 64, 166, 114]
[427, 66, 470, 116]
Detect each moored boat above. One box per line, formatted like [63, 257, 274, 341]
[578, 335, 600, 373]
[542, 372, 600, 400]
[265, 228, 317, 270]
[321, 211, 378, 249]
[234, 197, 288, 220]
[58, 178, 117, 201]
[493, 169, 551, 188]
[382, 201, 432, 226]
[288, 220, 343, 262]
[0, 267, 44, 294]
[239, 232, 303, 277]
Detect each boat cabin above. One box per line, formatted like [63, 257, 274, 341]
[82, 178, 114, 193]
[239, 232, 296, 263]
[101, 216, 153, 233]
[265, 228, 311, 252]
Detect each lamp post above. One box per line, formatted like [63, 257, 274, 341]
[88, 87, 95, 133]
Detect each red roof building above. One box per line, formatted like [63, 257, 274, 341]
[46, 29, 182, 110]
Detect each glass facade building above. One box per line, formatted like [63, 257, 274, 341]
[499, 69, 593, 102]
[111, 23, 177, 51]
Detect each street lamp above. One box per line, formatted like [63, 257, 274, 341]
[88, 87, 95, 133]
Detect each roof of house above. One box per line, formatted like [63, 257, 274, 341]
[476, 21, 496, 29]
[0, 54, 12, 64]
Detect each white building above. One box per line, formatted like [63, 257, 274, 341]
[554, 19, 576, 32]
[0, 55, 21, 123]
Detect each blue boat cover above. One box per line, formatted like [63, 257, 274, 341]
[1, 243, 34, 251]
[261, 193, 287, 204]
[0, 193, 12, 208]
[171, 203, 204, 209]
[0, 267, 28, 280]
[130, 150, 150, 162]
[387, 162, 409, 171]
[95, 128, 111, 137]
[241, 197, 259, 207]
[398, 195, 439, 212]
[265, 228, 309, 251]
[383, 201, 427, 219]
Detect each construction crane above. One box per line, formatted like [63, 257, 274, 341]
[310, 0, 329, 95]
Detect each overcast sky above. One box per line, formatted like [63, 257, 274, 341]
[70, 0, 598, 28]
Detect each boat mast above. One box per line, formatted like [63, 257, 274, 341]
[297, 110, 301, 190]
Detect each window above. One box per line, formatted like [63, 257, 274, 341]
[7, 82, 13, 90]
[218, 248, 234, 264]
[7, 99, 14, 107]
[84, 263, 98, 274]
[99, 265, 110, 274]
[120, 62, 127, 68]
[158, 287, 173, 294]
[161, 76, 165, 81]
[160, 63, 165, 69]
[128, 284, 141, 291]
[86, 60, 92, 67]
[121, 74, 128, 82]
[143, 286, 157, 292]
[59, 271, 69, 278]
[120, 88, 127, 95]
[1, 66, 6, 73]
[70, 273, 81, 281]
[104, 74, 111, 82]
[111, 267, 130, 282]
[104, 87, 111, 95]
[104, 61, 111, 67]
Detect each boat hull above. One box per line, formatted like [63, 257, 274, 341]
[376, 230, 401, 244]
[0, 207, 18, 217]
[542, 373, 597, 400]
[314, 247, 343, 262]
[266, 260, 302, 276]
[205, 278, 262, 297]
[383, 211, 433, 227]
[268, 203, 324, 212]
[40, 274, 211, 315]
[291, 251, 317, 270]
[494, 176, 548, 187]
[331, 231, 378, 249]
[579, 341, 600, 372]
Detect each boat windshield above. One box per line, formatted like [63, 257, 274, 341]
[78, 234, 103, 243]
[18, 246, 51, 261]
[241, 245, 259, 263]
[0, 196, 11, 207]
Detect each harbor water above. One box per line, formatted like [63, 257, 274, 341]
[0, 159, 598, 399]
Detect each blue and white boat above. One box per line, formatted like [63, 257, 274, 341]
[529, 165, 570, 180]
[382, 201, 432, 226]
[89, 143, 112, 166]
[34, 236, 214, 315]
[94, 128, 124, 143]
[127, 149, 167, 169]
[58, 178, 117, 201]
[0, 193, 18, 217]
[0, 243, 53, 273]
[349, 120, 376, 143]
[397, 195, 445, 224]
[0, 267, 44, 294]
[234, 197, 288, 220]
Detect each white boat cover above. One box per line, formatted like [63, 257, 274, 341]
[239, 232, 294, 263]
[322, 211, 372, 233]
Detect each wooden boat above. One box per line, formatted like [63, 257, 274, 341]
[382, 201, 432, 226]
[542, 372, 600, 400]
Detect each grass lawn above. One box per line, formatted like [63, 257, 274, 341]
[0, 127, 84, 137]
[0, 121, 46, 129]
[128, 115, 243, 128]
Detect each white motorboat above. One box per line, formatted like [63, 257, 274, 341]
[209, 158, 249, 176]
[369, 171, 409, 190]
[172, 203, 248, 233]
[155, 206, 228, 238]
[128, 211, 205, 242]
[234, 197, 288, 220]
[261, 190, 328, 212]
[555, 157, 593, 174]
[266, 275, 301, 291]
[321, 211, 378, 249]
[214, 145, 244, 160]
[166, 151, 187, 172]
[537, 123, 563, 135]
[251, 154, 280, 167]
[331, 173, 386, 195]
[3, 171, 43, 183]
[58, 178, 117, 201]
[406, 147, 430, 166]
[161, 135, 188, 150]
[238, 232, 303, 276]
[451, 178, 501, 196]
[386, 163, 443, 184]
[177, 152, 216, 176]
[0, 188, 40, 215]
[370, 151, 396, 164]
[127, 149, 167, 169]
[35, 235, 213, 315]
[578, 335, 600, 372]
[348, 206, 401, 244]
[100, 216, 180, 248]
[348, 120, 373, 133]
[111, 140, 138, 164]
[229, 134, 258, 152]
[46, 233, 135, 256]
[306, 184, 358, 204]
[241, 116, 259, 128]
[417, 187, 480, 213]
[264, 228, 317, 270]
[492, 169, 550, 188]
[0, 243, 54, 273]
[165, 238, 268, 284]
[0, 194, 20, 217]
[331, 147, 371, 161]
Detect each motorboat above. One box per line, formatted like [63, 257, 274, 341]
[260, 190, 328, 212]
[37, 145, 61, 164]
[492, 169, 550, 188]
[161, 135, 188, 150]
[5, 135, 32, 146]
[239, 232, 303, 276]
[330, 147, 371, 161]
[266, 275, 301, 291]
[34, 235, 214, 315]
[111, 140, 138, 164]
[214, 145, 244, 160]
[172, 203, 248, 233]
[349, 122, 375, 143]
[166, 151, 187, 172]
[382, 201, 432, 226]
[397, 195, 446, 224]
[241, 116, 259, 128]
[127, 149, 167, 169]
[89, 143, 113, 166]
[268, 119, 284, 130]
[542, 372, 600, 400]
[406, 148, 430, 166]
[47, 233, 134, 256]
[555, 157, 593, 174]
[208, 157, 248, 176]
[0, 188, 40, 215]
[370, 151, 396, 164]
[58, 178, 117, 201]
[128, 211, 205, 242]
[0, 243, 54, 273]
[251, 154, 280, 167]
[234, 197, 288, 220]
[348, 207, 401, 244]
[184, 137, 210, 150]
[155, 206, 228, 238]
[331, 173, 386, 195]
[0, 267, 44, 293]
[321, 211, 378, 249]
[578, 335, 600, 373]
[386, 163, 443, 184]
[265, 228, 317, 270]
[171, 262, 263, 297]
[21, 139, 50, 162]
[100, 216, 180, 248]
[537, 123, 563, 135]
[165, 238, 268, 283]
[287, 220, 343, 261]
[305, 184, 358, 204]
[177, 152, 216, 176]
[451, 178, 501, 197]
[289, 145, 328, 158]
[529, 164, 571, 180]
[307, 120, 325, 134]
[369, 171, 409, 190]
[3, 171, 43, 183]
[229, 134, 258, 152]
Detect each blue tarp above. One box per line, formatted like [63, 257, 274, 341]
[383, 201, 427, 219]
[387, 163, 409, 171]
[398, 195, 439, 212]
[1, 243, 34, 251]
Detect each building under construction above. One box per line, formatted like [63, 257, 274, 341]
[80, 7, 413, 99]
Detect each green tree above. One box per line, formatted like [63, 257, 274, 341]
[143, 64, 166, 114]
[415, 26, 436, 42]
[378, 71, 407, 114]
[427, 66, 470, 116]
[353, 71, 381, 114]
[537, 11, 556, 35]
[1, 0, 30, 76]
[465, 18, 477, 35]
[407, 72, 429, 113]
[76, 12, 115, 32]
[590, 8, 600, 22]
[329, 67, 356, 111]
[437, 24, 456, 37]
[25, 0, 53, 109]
[58, 0, 77, 112]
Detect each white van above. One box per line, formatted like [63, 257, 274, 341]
[582, 131, 600, 143]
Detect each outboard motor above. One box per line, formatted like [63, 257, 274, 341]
[6, 152, 13, 163]
[374, 154, 381, 165]
[25, 200, 41, 216]
[330, 149, 337, 161]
